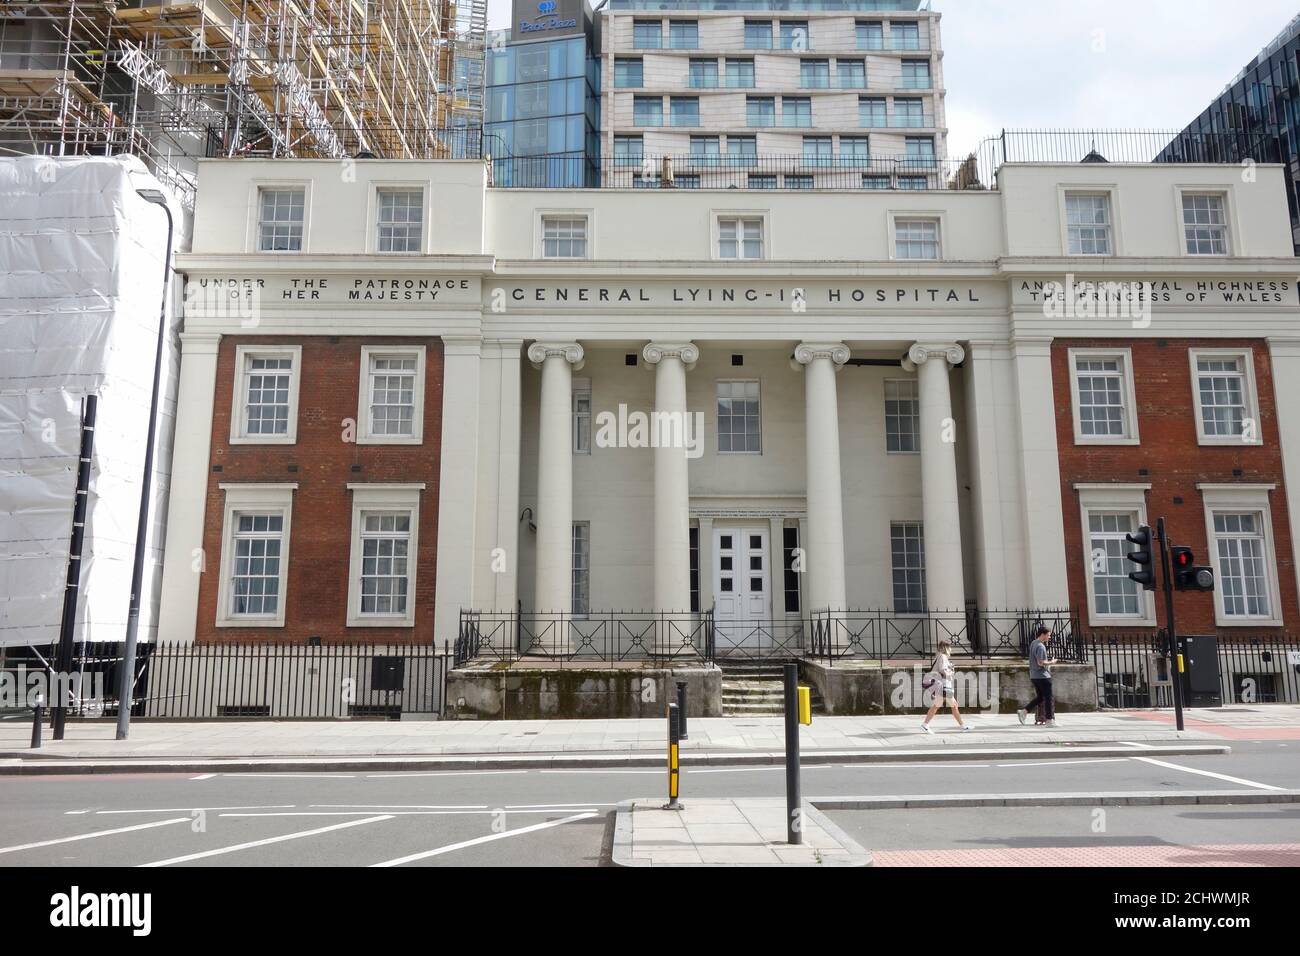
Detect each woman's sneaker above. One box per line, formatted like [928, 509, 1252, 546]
[920, 723, 933, 734]
[960, 724, 972, 732]
[1018, 709, 1028, 725]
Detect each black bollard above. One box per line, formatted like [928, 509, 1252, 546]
[675, 679, 689, 740]
[31, 693, 45, 749]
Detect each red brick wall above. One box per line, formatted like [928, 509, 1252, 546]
[195, 336, 444, 644]
[1053, 338, 1297, 635]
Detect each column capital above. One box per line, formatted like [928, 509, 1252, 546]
[642, 342, 699, 367]
[905, 342, 965, 370]
[793, 342, 850, 368]
[527, 341, 584, 369]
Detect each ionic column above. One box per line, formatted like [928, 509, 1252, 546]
[642, 342, 698, 617]
[527, 342, 584, 619]
[906, 343, 967, 614]
[794, 343, 849, 614]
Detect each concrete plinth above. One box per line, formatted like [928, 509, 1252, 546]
[445, 660, 723, 720]
[800, 659, 1098, 716]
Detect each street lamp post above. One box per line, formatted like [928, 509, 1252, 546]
[116, 187, 174, 740]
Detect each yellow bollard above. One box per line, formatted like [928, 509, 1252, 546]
[797, 685, 812, 726]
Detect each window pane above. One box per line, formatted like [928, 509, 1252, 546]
[376, 189, 423, 253]
[244, 355, 293, 436]
[359, 510, 413, 615]
[230, 511, 284, 616]
[890, 522, 927, 613]
[884, 379, 919, 452]
[258, 188, 305, 251]
[1075, 356, 1128, 437]
[368, 354, 418, 436]
[1087, 511, 1141, 616]
[716, 380, 761, 452]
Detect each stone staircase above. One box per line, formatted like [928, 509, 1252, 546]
[717, 660, 826, 717]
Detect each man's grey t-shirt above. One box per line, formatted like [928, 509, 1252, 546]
[1029, 639, 1050, 679]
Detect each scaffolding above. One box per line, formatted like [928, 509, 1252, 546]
[0, 0, 486, 207]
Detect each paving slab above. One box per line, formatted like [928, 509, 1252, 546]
[612, 797, 872, 867]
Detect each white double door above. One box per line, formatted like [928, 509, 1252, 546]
[713, 526, 771, 648]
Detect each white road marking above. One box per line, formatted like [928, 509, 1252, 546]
[369, 811, 598, 867]
[1120, 741, 1155, 749]
[0, 818, 191, 856]
[839, 763, 993, 769]
[225, 773, 356, 779]
[1133, 756, 1285, 791]
[138, 815, 394, 867]
[539, 768, 662, 775]
[503, 802, 616, 809]
[364, 770, 530, 779]
[72, 805, 296, 815]
[190, 773, 216, 781]
[994, 758, 1129, 768]
[311, 803, 488, 810]
[221, 809, 599, 817]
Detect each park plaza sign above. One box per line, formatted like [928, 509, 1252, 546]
[513, 0, 582, 37]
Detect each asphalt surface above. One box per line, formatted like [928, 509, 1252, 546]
[0, 741, 1295, 866]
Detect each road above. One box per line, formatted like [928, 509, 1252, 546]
[0, 741, 1296, 866]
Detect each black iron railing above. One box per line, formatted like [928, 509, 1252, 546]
[491, 153, 981, 191]
[0, 641, 448, 720]
[807, 608, 1080, 664]
[457, 609, 710, 664]
[1076, 632, 1300, 709]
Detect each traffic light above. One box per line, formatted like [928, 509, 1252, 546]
[1171, 546, 1215, 592]
[1126, 525, 1156, 591]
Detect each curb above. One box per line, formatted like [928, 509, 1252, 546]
[0, 743, 1230, 775]
[810, 789, 1300, 810]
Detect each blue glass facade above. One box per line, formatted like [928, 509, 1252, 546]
[486, 34, 601, 187]
[1161, 15, 1300, 251]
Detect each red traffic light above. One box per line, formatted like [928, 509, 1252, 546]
[1172, 546, 1195, 569]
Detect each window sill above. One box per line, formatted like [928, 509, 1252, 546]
[1195, 436, 1264, 447]
[346, 616, 416, 629]
[1073, 436, 1141, 447]
[216, 617, 286, 628]
[1216, 616, 1284, 628]
[230, 435, 298, 446]
[356, 435, 424, 446]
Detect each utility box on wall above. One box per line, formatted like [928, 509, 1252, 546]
[1179, 635, 1222, 708]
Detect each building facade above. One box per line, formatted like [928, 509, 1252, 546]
[1161, 13, 1300, 253]
[158, 155, 1300, 656]
[599, 0, 947, 189]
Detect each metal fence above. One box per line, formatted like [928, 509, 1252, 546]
[1, 641, 449, 720]
[455, 607, 1076, 665]
[808, 608, 1080, 663]
[1079, 633, 1300, 709]
[456, 610, 709, 664]
[491, 153, 981, 191]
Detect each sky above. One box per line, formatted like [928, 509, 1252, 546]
[485, 0, 1299, 159]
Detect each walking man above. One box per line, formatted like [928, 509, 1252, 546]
[1019, 624, 1058, 727]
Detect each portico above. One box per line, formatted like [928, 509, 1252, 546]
[510, 337, 976, 651]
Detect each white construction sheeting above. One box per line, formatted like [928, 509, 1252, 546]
[0, 155, 180, 647]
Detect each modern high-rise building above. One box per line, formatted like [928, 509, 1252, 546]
[485, 1, 602, 186]
[598, 0, 947, 188]
[1160, 13, 1299, 252]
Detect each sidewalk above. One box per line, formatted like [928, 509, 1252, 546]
[3, 706, 1295, 768]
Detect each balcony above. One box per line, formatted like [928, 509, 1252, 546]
[688, 75, 757, 89]
[895, 76, 933, 90]
[889, 113, 935, 128]
[801, 76, 870, 90]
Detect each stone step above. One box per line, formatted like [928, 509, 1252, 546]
[721, 703, 786, 715]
